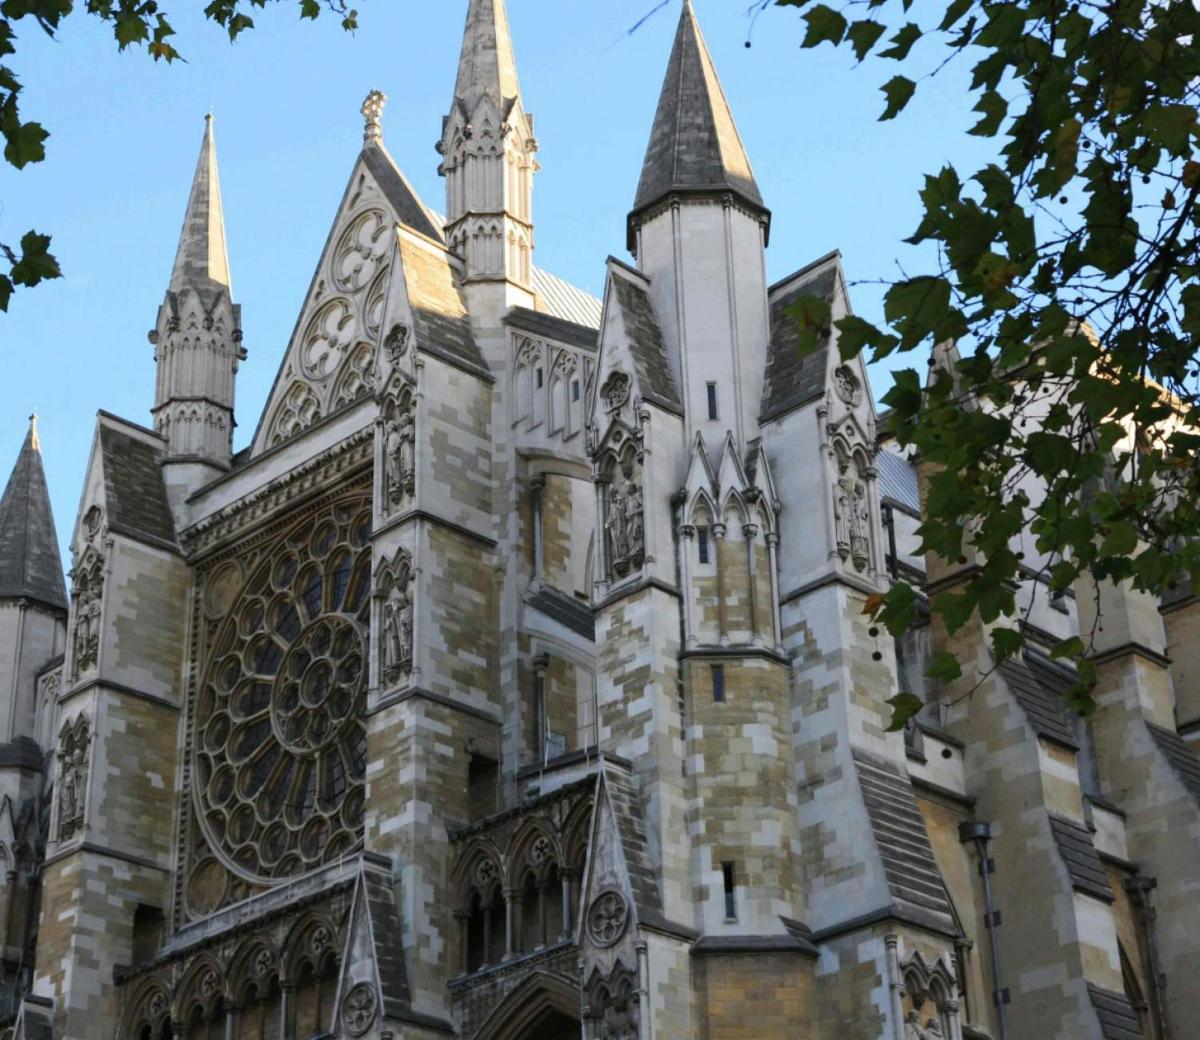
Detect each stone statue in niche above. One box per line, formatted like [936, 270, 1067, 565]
[585, 960, 639, 1040]
[904, 1009, 944, 1040]
[833, 476, 851, 561]
[851, 482, 871, 571]
[605, 453, 645, 580]
[57, 718, 90, 841]
[382, 583, 413, 685]
[383, 393, 416, 509]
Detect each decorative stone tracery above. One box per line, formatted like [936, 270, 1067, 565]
[268, 383, 323, 446]
[340, 982, 378, 1036]
[900, 950, 961, 1040]
[192, 497, 371, 881]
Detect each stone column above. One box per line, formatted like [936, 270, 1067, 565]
[454, 910, 471, 974]
[744, 522, 759, 643]
[636, 939, 652, 1040]
[594, 477, 610, 597]
[281, 982, 298, 1040]
[223, 1001, 239, 1040]
[530, 476, 545, 587]
[713, 522, 728, 644]
[503, 888, 519, 960]
[766, 532, 784, 652]
[679, 524, 697, 647]
[885, 934, 905, 1040]
[560, 869, 574, 940]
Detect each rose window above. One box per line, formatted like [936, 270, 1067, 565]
[194, 499, 371, 881]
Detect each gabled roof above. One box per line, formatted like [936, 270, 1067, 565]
[0, 418, 67, 610]
[760, 252, 840, 424]
[170, 115, 232, 299]
[607, 264, 681, 415]
[399, 235, 487, 378]
[998, 653, 1080, 750]
[1146, 721, 1200, 805]
[361, 143, 444, 244]
[632, 0, 763, 225]
[1048, 813, 1114, 902]
[97, 418, 177, 547]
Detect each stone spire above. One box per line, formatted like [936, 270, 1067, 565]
[439, 0, 537, 302]
[153, 115, 243, 482]
[629, 0, 766, 244]
[0, 415, 67, 611]
[169, 113, 232, 296]
[452, 0, 522, 111]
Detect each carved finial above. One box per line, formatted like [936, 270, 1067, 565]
[361, 90, 386, 144]
[29, 411, 39, 452]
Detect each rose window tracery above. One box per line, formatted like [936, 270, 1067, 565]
[194, 499, 372, 881]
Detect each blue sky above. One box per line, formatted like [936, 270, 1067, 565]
[0, 0, 994, 556]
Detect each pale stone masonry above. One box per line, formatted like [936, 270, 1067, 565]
[0, 1, 1197, 1038]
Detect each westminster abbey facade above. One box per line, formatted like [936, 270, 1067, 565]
[1, 1, 1198, 1037]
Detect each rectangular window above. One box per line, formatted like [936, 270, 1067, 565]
[722, 861, 737, 919]
[711, 664, 725, 703]
[707, 382, 718, 420]
[698, 527, 710, 565]
[572, 379, 581, 402]
[536, 368, 544, 388]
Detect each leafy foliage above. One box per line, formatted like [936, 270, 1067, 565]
[0, 0, 358, 310]
[776, 0, 1200, 717]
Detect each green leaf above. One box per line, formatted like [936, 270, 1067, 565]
[784, 293, 831, 358]
[845, 20, 886, 62]
[879, 23, 921, 61]
[9, 230, 59, 287]
[969, 90, 1007, 137]
[880, 75, 916, 120]
[801, 5, 847, 48]
[299, 0, 320, 18]
[1099, 522, 1139, 558]
[1049, 636, 1085, 661]
[1142, 104, 1197, 157]
[3, 119, 47, 168]
[990, 627, 1023, 661]
[926, 651, 963, 685]
[885, 692, 924, 732]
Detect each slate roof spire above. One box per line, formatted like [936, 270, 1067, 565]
[452, 0, 522, 111]
[0, 415, 67, 611]
[170, 113, 232, 295]
[631, 0, 765, 221]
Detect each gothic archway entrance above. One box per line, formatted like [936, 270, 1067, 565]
[472, 971, 582, 1040]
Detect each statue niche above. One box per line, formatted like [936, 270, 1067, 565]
[381, 385, 416, 512]
[584, 960, 639, 1040]
[57, 715, 91, 841]
[71, 546, 104, 677]
[603, 445, 645, 581]
[375, 550, 414, 688]
[832, 445, 872, 573]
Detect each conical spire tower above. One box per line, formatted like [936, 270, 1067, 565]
[629, 0, 767, 250]
[0, 415, 66, 611]
[439, 0, 537, 303]
[152, 115, 244, 480]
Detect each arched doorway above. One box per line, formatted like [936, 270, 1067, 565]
[472, 971, 581, 1040]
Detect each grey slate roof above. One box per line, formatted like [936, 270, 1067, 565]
[170, 116, 231, 298]
[631, 1, 764, 220]
[1088, 983, 1145, 1040]
[1146, 721, 1200, 804]
[362, 144, 444, 243]
[526, 585, 595, 640]
[877, 449, 920, 515]
[601, 765, 664, 919]
[610, 272, 682, 415]
[1048, 813, 1114, 901]
[998, 654, 1079, 749]
[360, 862, 412, 1018]
[399, 238, 489, 379]
[0, 423, 67, 610]
[505, 307, 598, 352]
[98, 423, 177, 547]
[760, 260, 837, 424]
[852, 748, 955, 925]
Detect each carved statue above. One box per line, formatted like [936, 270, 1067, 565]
[851, 481, 871, 571]
[624, 484, 644, 568]
[383, 397, 416, 507]
[833, 476, 851, 561]
[382, 585, 413, 684]
[57, 720, 89, 841]
[74, 593, 100, 674]
[903, 1008, 944, 1040]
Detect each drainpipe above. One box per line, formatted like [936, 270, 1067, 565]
[959, 821, 1009, 1040]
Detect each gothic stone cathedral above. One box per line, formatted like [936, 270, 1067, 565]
[1, 2, 1198, 1039]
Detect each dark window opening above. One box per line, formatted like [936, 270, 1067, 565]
[536, 368, 544, 388]
[722, 861, 737, 919]
[707, 383, 718, 420]
[572, 380, 581, 402]
[467, 753, 499, 822]
[132, 904, 165, 965]
[698, 528, 710, 564]
[711, 664, 725, 703]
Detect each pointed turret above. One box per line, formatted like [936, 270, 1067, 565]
[439, 0, 537, 305]
[629, 0, 767, 251]
[152, 115, 244, 494]
[0, 416, 66, 611]
[626, 0, 771, 456]
[169, 114, 232, 296]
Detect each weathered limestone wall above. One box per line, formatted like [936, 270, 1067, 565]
[0, 603, 63, 744]
[691, 948, 813, 1039]
[1161, 596, 1200, 732]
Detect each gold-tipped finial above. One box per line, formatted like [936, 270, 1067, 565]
[29, 410, 39, 452]
[361, 90, 386, 144]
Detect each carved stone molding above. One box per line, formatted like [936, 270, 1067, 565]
[341, 982, 378, 1037]
[56, 715, 91, 842]
[586, 890, 629, 949]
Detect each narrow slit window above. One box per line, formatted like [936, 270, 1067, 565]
[706, 382, 718, 420]
[698, 528, 710, 565]
[536, 368, 544, 389]
[722, 861, 737, 919]
[711, 664, 725, 703]
[572, 380, 581, 402]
